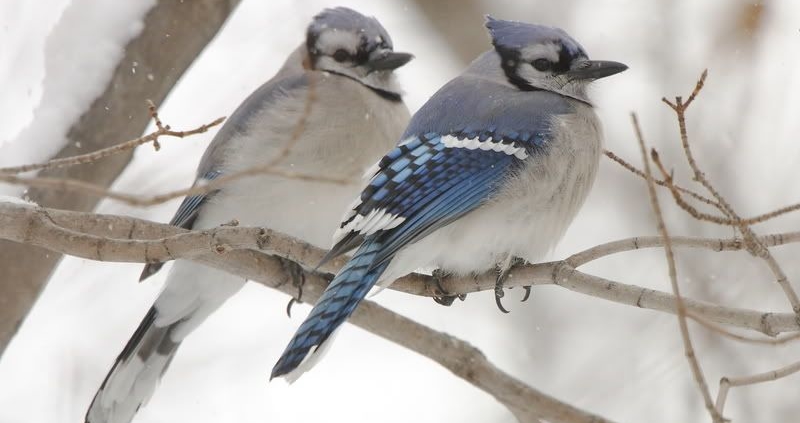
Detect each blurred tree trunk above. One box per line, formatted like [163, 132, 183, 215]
[0, 0, 241, 358]
[410, 0, 486, 64]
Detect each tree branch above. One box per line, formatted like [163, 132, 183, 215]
[2, 202, 799, 340]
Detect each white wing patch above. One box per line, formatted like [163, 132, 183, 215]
[362, 159, 381, 180]
[332, 207, 405, 244]
[441, 134, 528, 159]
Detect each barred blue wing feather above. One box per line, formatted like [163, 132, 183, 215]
[327, 129, 538, 264]
[139, 170, 222, 281]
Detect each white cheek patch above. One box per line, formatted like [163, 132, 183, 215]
[316, 30, 359, 54]
[332, 207, 405, 244]
[520, 43, 561, 63]
[441, 135, 528, 160]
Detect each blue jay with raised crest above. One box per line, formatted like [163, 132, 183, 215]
[86, 7, 411, 423]
[271, 16, 626, 380]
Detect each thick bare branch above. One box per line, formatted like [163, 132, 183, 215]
[2, 202, 799, 339]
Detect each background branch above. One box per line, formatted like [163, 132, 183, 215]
[0, 104, 225, 175]
[633, 113, 721, 422]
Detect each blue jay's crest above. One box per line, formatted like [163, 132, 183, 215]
[304, 7, 411, 101]
[306, 7, 393, 59]
[485, 16, 587, 71]
[481, 16, 627, 100]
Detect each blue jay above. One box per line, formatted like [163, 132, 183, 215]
[271, 17, 626, 380]
[86, 7, 411, 423]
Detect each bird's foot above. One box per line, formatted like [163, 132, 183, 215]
[495, 256, 527, 313]
[280, 257, 306, 318]
[432, 268, 466, 306]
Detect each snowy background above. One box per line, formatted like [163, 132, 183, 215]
[2, 0, 800, 422]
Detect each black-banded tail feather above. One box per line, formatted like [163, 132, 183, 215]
[86, 307, 182, 423]
[271, 240, 390, 380]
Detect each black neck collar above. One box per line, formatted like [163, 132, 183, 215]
[324, 70, 403, 103]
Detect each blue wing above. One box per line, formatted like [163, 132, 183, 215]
[139, 170, 222, 281]
[325, 128, 546, 265]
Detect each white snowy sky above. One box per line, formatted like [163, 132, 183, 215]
[2, 1, 800, 422]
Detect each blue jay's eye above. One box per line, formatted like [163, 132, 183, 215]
[532, 58, 552, 72]
[333, 49, 350, 62]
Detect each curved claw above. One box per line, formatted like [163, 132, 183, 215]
[285, 282, 304, 318]
[434, 295, 457, 306]
[495, 255, 522, 313]
[521, 285, 532, 302]
[432, 269, 466, 306]
[280, 257, 305, 318]
[495, 293, 510, 314]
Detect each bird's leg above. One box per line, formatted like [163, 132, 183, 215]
[280, 257, 306, 318]
[495, 255, 527, 313]
[432, 268, 466, 306]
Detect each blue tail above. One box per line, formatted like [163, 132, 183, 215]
[271, 240, 389, 379]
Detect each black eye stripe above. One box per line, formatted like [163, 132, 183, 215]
[553, 44, 575, 73]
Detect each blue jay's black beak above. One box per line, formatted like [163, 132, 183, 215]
[566, 60, 628, 80]
[367, 51, 414, 71]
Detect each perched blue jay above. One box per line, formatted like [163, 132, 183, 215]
[271, 17, 626, 380]
[86, 7, 411, 423]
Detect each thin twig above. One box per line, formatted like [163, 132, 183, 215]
[661, 70, 800, 315]
[604, 149, 721, 209]
[632, 112, 722, 422]
[687, 311, 800, 346]
[265, 73, 317, 168]
[715, 360, 800, 416]
[564, 232, 800, 268]
[743, 203, 800, 224]
[0, 102, 225, 175]
[607, 149, 800, 225]
[0, 168, 352, 207]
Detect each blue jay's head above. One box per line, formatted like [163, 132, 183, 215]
[486, 17, 626, 102]
[306, 7, 412, 95]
